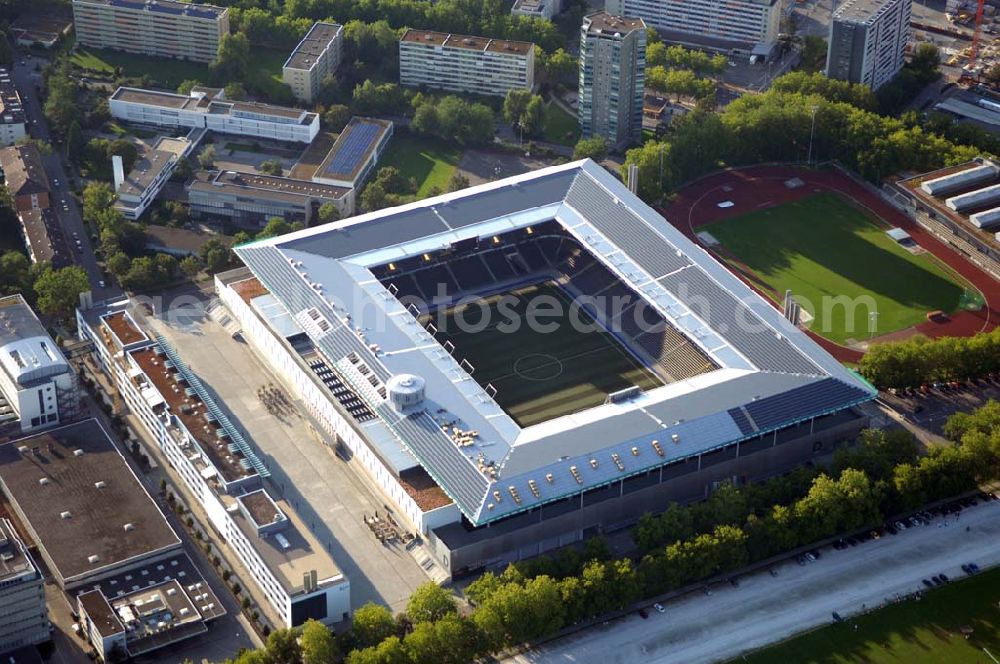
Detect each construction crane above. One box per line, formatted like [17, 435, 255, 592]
[960, 0, 986, 84]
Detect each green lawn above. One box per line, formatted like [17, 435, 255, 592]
[541, 102, 580, 146]
[380, 134, 462, 198]
[432, 282, 661, 426]
[708, 192, 974, 345]
[70, 47, 290, 100]
[734, 566, 1000, 663]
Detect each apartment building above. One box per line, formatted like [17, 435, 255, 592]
[827, 0, 912, 90]
[399, 29, 534, 97]
[0, 519, 48, 654]
[0, 69, 26, 146]
[605, 0, 781, 55]
[72, 0, 229, 63]
[579, 12, 646, 149]
[187, 169, 353, 228]
[76, 302, 351, 628]
[0, 295, 77, 433]
[0, 143, 50, 212]
[109, 86, 320, 144]
[113, 131, 201, 220]
[282, 22, 343, 104]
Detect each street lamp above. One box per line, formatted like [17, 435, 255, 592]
[806, 105, 818, 165]
[868, 310, 879, 339]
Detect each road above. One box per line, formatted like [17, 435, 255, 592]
[506, 497, 1000, 664]
[9, 48, 119, 300]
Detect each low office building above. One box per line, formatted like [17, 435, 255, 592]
[311, 117, 393, 190]
[512, 0, 561, 19]
[188, 169, 352, 228]
[0, 69, 26, 146]
[0, 420, 226, 659]
[283, 22, 343, 104]
[9, 15, 73, 49]
[113, 132, 201, 220]
[0, 295, 77, 433]
[399, 29, 534, 97]
[0, 143, 50, 212]
[826, 0, 912, 90]
[109, 86, 320, 144]
[0, 519, 48, 654]
[76, 302, 351, 627]
[17, 208, 71, 268]
[71, 0, 229, 63]
[606, 0, 781, 57]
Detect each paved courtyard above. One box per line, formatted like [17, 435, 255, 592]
[141, 297, 434, 613]
[506, 497, 1000, 664]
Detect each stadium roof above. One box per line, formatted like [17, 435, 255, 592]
[236, 160, 875, 525]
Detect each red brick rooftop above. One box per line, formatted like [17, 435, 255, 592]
[103, 311, 146, 347]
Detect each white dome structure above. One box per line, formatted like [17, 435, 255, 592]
[387, 374, 426, 413]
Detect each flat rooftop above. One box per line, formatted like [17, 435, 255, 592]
[315, 117, 392, 183]
[102, 310, 147, 347]
[284, 22, 342, 71]
[116, 140, 187, 201]
[231, 276, 269, 304]
[130, 345, 256, 483]
[75, 0, 227, 19]
[112, 87, 193, 109]
[190, 170, 349, 203]
[400, 29, 534, 55]
[0, 69, 25, 125]
[225, 492, 342, 595]
[834, 0, 899, 22]
[0, 419, 180, 585]
[584, 11, 645, 35]
[0, 517, 36, 581]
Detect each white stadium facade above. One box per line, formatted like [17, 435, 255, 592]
[217, 159, 876, 577]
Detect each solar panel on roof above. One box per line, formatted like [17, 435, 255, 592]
[325, 122, 382, 178]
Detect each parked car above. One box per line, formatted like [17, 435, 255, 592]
[653, 603, 665, 614]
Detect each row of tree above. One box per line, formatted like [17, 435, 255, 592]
[623, 71, 982, 202]
[858, 327, 1000, 389]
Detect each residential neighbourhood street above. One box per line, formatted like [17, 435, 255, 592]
[506, 499, 1000, 664]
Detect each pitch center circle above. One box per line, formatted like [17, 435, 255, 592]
[513, 353, 564, 381]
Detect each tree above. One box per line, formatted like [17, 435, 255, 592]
[224, 82, 249, 100]
[107, 252, 132, 277]
[911, 43, 941, 78]
[406, 583, 457, 623]
[503, 89, 533, 125]
[257, 217, 292, 239]
[985, 63, 1000, 87]
[212, 33, 251, 83]
[323, 104, 351, 132]
[264, 628, 302, 664]
[177, 80, 201, 95]
[350, 602, 396, 650]
[446, 172, 470, 193]
[43, 63, 78, 134]
[258, 160, 284, 176]
[360, 181, 388, 211]
[573, 136, 608, 161]
[317, 201, 340, 224]
[107, 138, 139, 174]
[180, 255, 201, 278]
[199, 145, 217, 169]
[67, 121, 86, 163]
[402, 615, 477, 664]
[521, 95, 544, 136]
[299, 619, 338, 664]
[34, 266, 90, 319]
[200, 238, 230, 272]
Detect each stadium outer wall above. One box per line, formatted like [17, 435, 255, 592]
[660, 163, 1000, 364]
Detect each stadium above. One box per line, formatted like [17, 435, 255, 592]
[217, 160, 876, 577]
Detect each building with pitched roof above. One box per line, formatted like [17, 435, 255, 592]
[0, 143, 50, 212]
[215, 159, 875, 577]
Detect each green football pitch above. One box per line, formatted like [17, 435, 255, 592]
[432, 282, 661, 427]
[707, 193, 977, 345]
[732, 565, 1000, 664]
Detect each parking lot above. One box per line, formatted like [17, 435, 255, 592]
[878, 377, 1000, 437]
[506, 494, 1000, 664]
[139, 291, 436, 613]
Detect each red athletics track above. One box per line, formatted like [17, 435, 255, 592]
[659, 165, 1000, 364]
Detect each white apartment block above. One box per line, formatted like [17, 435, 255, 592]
[0, 519, 48, 654]
[512, 0, 562, 20]
[399, 29, 534, 97]
[0, 69, 26, 147]
[579, 12, 646, 149]
[109, 86, 320, 144]
[76, 302, 351, 628]
[282, 22, 343, 104]
[605, 0, 782, 54]
[0, 295, 77, 433]
[72, 0, 229, 64]
[826, 0, 911, 90]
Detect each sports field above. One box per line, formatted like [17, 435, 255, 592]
[708, 193, 974, 345]
[433, 282, 661, 427]
[734, 566, 1000, 663]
